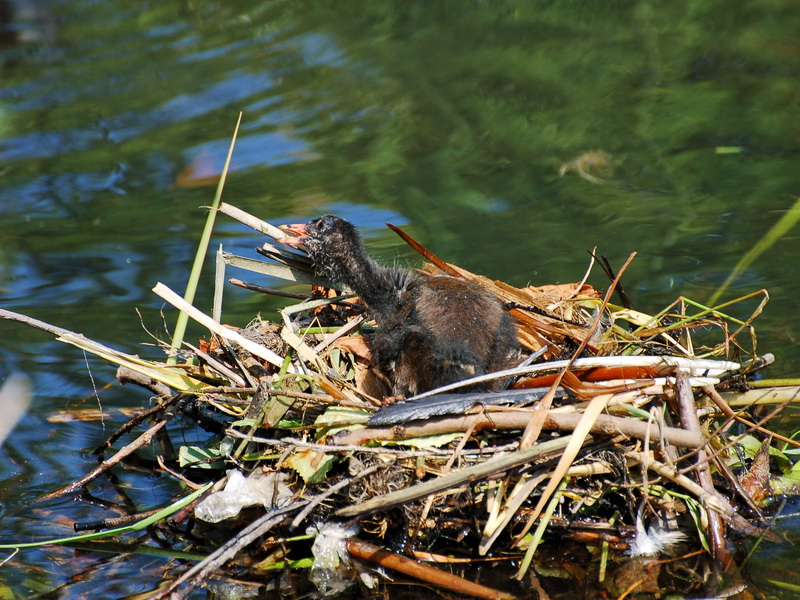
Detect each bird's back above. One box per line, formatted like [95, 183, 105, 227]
[372, 275, 517, 397]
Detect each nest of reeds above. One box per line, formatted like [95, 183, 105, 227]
[2, 202, 799, 600]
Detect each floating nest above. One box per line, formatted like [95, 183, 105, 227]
[2, 202, 798, 600]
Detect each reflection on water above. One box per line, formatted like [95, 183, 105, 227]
[1, 0, 800, 597]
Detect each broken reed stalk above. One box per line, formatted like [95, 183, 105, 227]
[676, 372, 733, 569]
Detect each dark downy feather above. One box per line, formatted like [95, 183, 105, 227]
[295, 215, 518, 397]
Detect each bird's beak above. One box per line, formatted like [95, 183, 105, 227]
[276, 223, 308, 248]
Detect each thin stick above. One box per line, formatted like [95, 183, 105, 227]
[0, 309, 120, 354]
[225, 430, 520, 457]
[229, 278, 312, 300]
[703, 384, 800, 449]
[289, 465, 380, 531]
[44, 420, 168, 499]
[624, 450, 734, 518]
[94, 383, 182, 454]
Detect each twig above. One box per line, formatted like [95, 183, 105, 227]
[229, 278, 315, 301]
[44, 420, 169, 499]
[95, 374, 184, 454]
[73, 507, 163, 532]
[116, 365, 174, 397]
[703, 384, 800, 449]
[624, 450, 734, 518]
[289, 464, 380, 531]
[182, 341, 247, 388]
[156, 455, 204, 490]
[225, 430, 520, 457]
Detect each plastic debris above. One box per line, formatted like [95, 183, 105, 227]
[195, 469, 292, 523]
[309, 522, 360, 596]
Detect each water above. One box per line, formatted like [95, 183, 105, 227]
[1, 0, 800, 597]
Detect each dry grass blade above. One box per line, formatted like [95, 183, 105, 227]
[512, 392, 614, 551]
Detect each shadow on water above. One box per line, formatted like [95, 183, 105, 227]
[1, 0, 800, 597]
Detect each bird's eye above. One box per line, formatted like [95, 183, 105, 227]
[318, 215, 335, 234]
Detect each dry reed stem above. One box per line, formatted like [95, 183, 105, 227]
[676, 372, 733, 569]
[152, 282, 286, 368]
[334, 407, 703, 448]
[335, 435, 573, 518]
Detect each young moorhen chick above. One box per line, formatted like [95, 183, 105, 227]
[281, 215, 518, 398]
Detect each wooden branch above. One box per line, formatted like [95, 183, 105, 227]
[624, 450, 734, 518]
[116, 365, 173, 397]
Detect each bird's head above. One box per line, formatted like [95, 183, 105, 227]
[279, 215, 365, 283]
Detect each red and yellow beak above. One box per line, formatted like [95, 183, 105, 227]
[276, 223, 308, 248]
